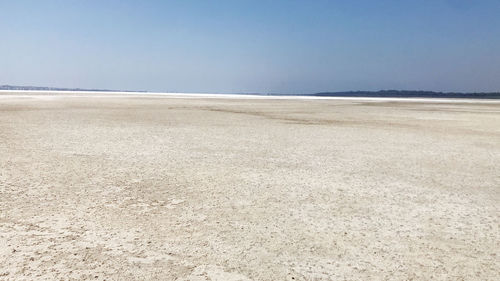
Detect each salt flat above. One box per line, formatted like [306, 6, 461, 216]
[0, 92, 499, 280]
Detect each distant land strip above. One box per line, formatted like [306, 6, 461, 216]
[1, 85, 499, 99]
[0, 85, 143, 93]
[311, 90, 500, 99]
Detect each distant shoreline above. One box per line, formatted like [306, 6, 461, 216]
[1, 85, 499, 99]
[2, 90, 500, 104]
[312, 90, 500, 99]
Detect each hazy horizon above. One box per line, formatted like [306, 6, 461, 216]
[2, 0, 500, 93]
[3, 84, 500, 96]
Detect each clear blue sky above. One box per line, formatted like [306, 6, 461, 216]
[1, 0, 500, 93]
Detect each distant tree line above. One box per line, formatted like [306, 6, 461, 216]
[312, 90, 500, 99]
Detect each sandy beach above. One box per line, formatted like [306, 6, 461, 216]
[0, 92, 499, 280]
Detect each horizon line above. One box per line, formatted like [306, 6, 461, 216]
[1, 84, 500, 95]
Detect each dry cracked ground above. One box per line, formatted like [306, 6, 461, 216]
[0, 93, 499, 280]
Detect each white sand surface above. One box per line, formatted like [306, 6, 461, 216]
[0, 92, 499, 280]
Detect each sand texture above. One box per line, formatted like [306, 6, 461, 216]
[0, 93, 499, 280]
